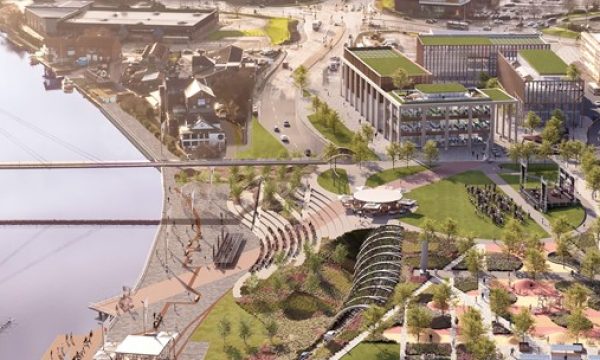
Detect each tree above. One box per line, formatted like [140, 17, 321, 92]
[423, 140, 439, 167]
[230, 165, 240, 181]
[392, 68, 410, 89]
[485, 77, 500, 89]
[465, 248, 485, 280]
[332, 243, 348, 265]
[218, 317, 232, 347]
[224, 100, 241, 126]
[352, 133, 370, 168]
[230, 183, 243, 203]
[311, 96, 322, 112]
[542, 123, 561, 145]
[521, 141, 538, 165]
[265, 320, 278, 344]
[582, 248, 600, 278]
[407, 305, 433, 342]
[566, 64, 581, 81]
[327, 111, 341, 135]
[432, 282, 453, 315]
[582, 146, 597, 175]
[513, 307, 535, 342]
[559, 141, 574, 164]
[394, 282, 415, 306]
[386, 142, 401, 168]
[457, 232, 475, 254]
[525, 111, 542, 134]
[551, 216, 571, 242]
[441, 217, 459, 243]
[524, 248, 548, 280]
[460, 308, 487, 345]
[537, 140, 553, 163]
[323, 142, 338, 168]
[508, 143, 523, 165]
[586, 165, 600, 199]
[479, 72, 491, 88]
[489, 287, 512, 320]
[567, 309, 593, 342]
[502, 219, 525, 256]
[565, 283, 589, 312]
[292, 65, 309, 90]
[361, 123, 375, 143]
[400, 141, 417, 167]
[239, 319, 253, 347]
[363, 305, 385, 329]
[591, 217, 600, 247]
[225, 345, 243, 360]
[470, 337, 497, 360]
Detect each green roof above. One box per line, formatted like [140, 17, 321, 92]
[481, 88, 513, 101]
[350, 48, 428, 77]
[519, 49, 567, 75]
[419, 34, 546, 46]
[415, 83, 467, 94]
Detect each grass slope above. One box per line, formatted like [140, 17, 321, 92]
[402, 171, 547, 239]
[365, 165, 427, 187]
[236, 118, 289, 159]
[307, 114, 378, 160]
[341, 342, 398, 360]
[318, 168, 350, 194]
[190, 294, 268, 360]
[265, 18, 292, 45]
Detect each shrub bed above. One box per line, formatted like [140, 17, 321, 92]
[406, 343, 452, 356]
[452, 259, 467, 271]
[403, 255, 455, 270]
[430, 314, 451, 329]
[454, 276, 478, 293]
[549, 311, 570, 328]
[486, 253, 523, 271]
[282, 292, 332, 320]
[492, 321, 512, 335]
[547, 252, 580, 270]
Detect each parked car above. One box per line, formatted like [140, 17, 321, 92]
[483, 26, 492, 31]
[252, 104, 259, 116]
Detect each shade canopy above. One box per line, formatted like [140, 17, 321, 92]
[353, 188, 403, 204]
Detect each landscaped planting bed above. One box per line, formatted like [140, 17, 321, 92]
[406, 343, 452, 357]
[486, 253, 523, 271]
[454, 276, 478, 293]
[547, 252, 580, 270]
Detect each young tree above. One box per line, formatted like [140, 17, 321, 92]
[386, 142, 401, 168]
[394, 282, 415, 306]
[460, 307, 487, 344]
[362, 304, 385, 329]
[542, 120, 562, 145]
[524, 248, 548, 280]
[292, 65, 309, 90]
[465, 248, 485, 280]
[218, 317, 232, 347]
[400, 141, 417, 167]
[582, 248, 600, 278]
[521, 141, 538, 165]
[513, 307, 535, 342]
[567, 309, 593, 342]
[265, 319, 278, 344]
[332, 243, 349, 265]
[565, 283, 589, 312]
[566, 64, 581, 81]
[586, 165, 600, 199]
[361, 123, 375, 143]
[441, 217, 459, 243]
[508, 143, 523, 165]
[457, 232, 476, 254]
[352, 134, 370, 169]
[582, 146, 598, 175]
[551, 216, 571, 242]
[311, 96, 322, 112]
[419, 218, 437, 272]
[502, 219, 525, 256]
[489, 287, 512, 320]
[432, 282, 453, 315]
[239, 319, 253, 347]
[392, 68, 410, 89]
[327, 111, 341, 135]
[423, 140, 439, 167]
[537, 140, 553, 163]
[524, 111, 542, 134]
[407, 305, 433, 343]
[470, 337, 497, 360]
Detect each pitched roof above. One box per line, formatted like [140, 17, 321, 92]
[184, 79, 215, 99]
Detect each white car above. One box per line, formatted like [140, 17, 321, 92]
[594, 100, 600, 107]
[280, 134, 289, 143]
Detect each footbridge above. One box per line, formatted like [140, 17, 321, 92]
[0, 158, 328, 170]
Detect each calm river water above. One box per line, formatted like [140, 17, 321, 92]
[0, 38, 162, 359]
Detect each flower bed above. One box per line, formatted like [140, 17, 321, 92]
[406, 343, 452, 357]
[454, 276, 478, 293]
[486, 253, 523, 271]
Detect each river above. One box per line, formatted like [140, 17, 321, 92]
[0, 38, 162, 359]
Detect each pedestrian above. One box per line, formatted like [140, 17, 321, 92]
[429, 333, 433, 343]
[65, 334, 69, 345]
[50, 350, 53, 359]
[510, 348, 515, 356]
[89, 330, 93, 338]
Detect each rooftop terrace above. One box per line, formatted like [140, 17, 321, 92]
[517, 49, 568, 76]
[348, 47, 429, 77]
[419, 33, 546, 46]
[415, 83, 466, 94]
[389, 86, 514, 104]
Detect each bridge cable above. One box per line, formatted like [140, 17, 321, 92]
[0, 126, 47, 163]
[0, 108, 103, 162]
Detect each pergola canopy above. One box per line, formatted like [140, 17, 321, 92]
[353, 188, 403, 204]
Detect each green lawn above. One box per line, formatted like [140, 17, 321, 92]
[542, 27, 580, 39]
[499, 173, 586, 229]
[190, 294, 268, 360]
[365, 165, 427, 187]
[402, 171, 548, 239]
[235, 118, 289, 159]
[318, 168, 351, 194]
[481, 88, 514, 101]
[349, 48, 428, 77]
[207, 29, 264, 41]
[415, 83, 466, 94]
[519, 49, 568, 75]
[265, 17, 292, 45]
[376, 0, 395, 10]
[341, 342, 398, 360]
[308, 114, 378, 160]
